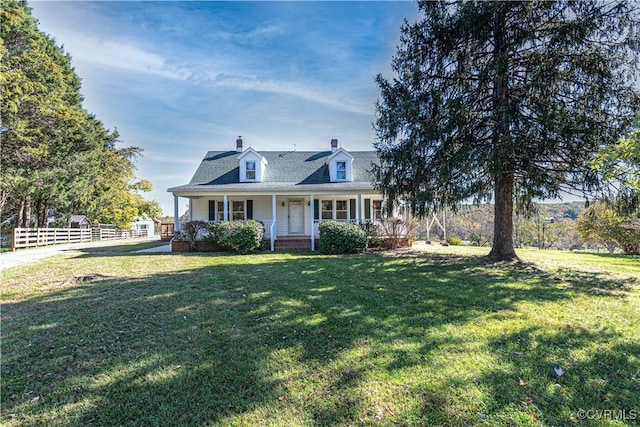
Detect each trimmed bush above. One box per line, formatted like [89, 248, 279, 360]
[319, 221, 367, 254]
[211, 220, 264, 254]
[447, 236, 463, 246]
[208, 221, 231, 250]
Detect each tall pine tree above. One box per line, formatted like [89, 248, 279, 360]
[374, 1, 640, 261]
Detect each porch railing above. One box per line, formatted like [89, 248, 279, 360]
[178, 219, 274, 239]
[313, 218, 379, 235]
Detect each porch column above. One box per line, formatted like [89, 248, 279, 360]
[173, 195, 180, 232]
[310, 194, 315, 252]
[357, 193, 362, 223]
[189, 198, 193, 221]
[223, 195, 228, 221]
[271, 194, 276, 251]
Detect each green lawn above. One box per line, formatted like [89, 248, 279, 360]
[2, 244, 639, 426]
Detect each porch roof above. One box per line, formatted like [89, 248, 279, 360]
[168, 181, 377, 195]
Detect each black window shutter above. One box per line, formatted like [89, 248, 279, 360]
[313, 200, 319, 220]
[364, 199, 371, 219]
[208, 200, 215, 221]
[247, 200, 253, 219]
[349, 199, 356, 220]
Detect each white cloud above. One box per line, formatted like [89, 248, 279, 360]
[60, 32, 188, 80]
[206, 74, 372, 116]
[58, 29, 371, 116]
[143, 154, 203, 165]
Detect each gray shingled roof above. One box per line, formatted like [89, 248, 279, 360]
[169, 150, 380, 193]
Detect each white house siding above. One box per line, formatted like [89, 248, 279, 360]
[275, 197, 289, 236]
[191, 198, 209, 221]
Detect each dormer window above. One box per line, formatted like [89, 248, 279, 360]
[238, 147, 267, 182]
[328, 147, 354, 182]
[336, 161, 346, 180]
[246, 161, 256, 180]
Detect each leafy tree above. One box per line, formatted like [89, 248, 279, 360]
[592, 117, 640, 217]
[578, 201, 639, 255]
[513, 215, 536, 249]
[535, 217, 580, 250]
[83, 132, 161, 229]
[374, 1, 640, 261]
[438, 204, 493, 245]
[551, 219, 582, 251]
[594, 118, 640, 191]
[585, 118, 639, 254]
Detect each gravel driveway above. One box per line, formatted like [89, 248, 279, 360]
[0, 238, 168, 271]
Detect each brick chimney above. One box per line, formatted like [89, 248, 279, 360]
[236, 136, 243, 152]
[330, 138, 338, 153]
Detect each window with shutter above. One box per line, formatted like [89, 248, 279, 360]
[208, 200, 216, 221]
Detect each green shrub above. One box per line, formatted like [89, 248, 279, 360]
[447, 236, 463, 246]
[208, 222, 231, 249]
[211, 220, 264, 254]
[319, 221, 367, 254]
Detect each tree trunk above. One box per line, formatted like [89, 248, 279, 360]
[23, 195, 31, 228]
[17, 196, 32, 228]
[0, 190, 8, 216]
[17, 198, 24, 228]
[37, 199, 49, 228]
[487, 5, 518, 262]
[488, 173, 518, 261]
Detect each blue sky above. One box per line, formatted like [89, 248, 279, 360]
[30, 1, 418, 216]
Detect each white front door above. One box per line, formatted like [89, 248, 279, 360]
[288, 199, 304, 234]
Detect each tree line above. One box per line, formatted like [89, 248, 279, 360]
[0, 0, 161, 230]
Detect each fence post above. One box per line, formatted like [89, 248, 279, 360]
[12, 228, 16, 251]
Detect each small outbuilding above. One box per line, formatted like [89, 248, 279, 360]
[131, 218, 158, 236]
[69, 215, 91, 229]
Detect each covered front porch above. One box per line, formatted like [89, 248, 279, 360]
[173, 192, 389, 251]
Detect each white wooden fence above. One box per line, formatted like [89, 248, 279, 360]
[97, 228, 148, 240]
[1, 227, 148, 251]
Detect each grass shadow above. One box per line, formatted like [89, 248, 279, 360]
[2, 249, 638, 425]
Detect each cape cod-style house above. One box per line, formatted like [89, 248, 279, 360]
[167, 137, 389, 251]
